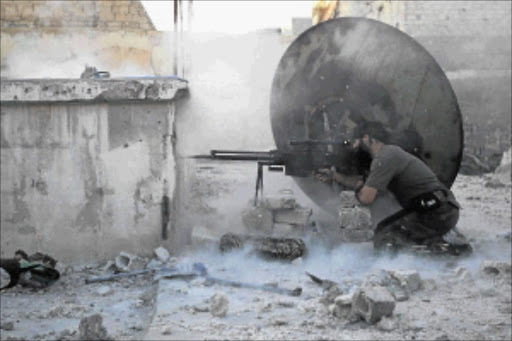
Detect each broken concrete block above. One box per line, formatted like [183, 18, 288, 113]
[331, 293, 353, 318]
[154, 247, 170, 263]
[264, 195, 297, 209]
[78, 314, 110, 341]
[320, 285, 343, 306]
[0, 268, 10, 289]
[242, 206, 273, 234]
[480, 260, 512, 276]
[210, 292, 229, 318]
[101, 261, 118, 275]
[96, 285, 113, 296]
[273, 208, 312, 226]
[351, 284, 396, 324]
[389, 270, 422, 293]
[115, 252, 135, 272]
[338, 206, 371, 230]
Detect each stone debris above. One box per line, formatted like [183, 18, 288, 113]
[389, 270, 422, 293]
[0, 267, 10, 288]
[320, 285, 343, 306]
[351, 284, 396, 324]
[291, 257, 303, 266]
[78, 314, 111, 341]
[115, 252, 135, 272]
[452, 266, 472, 281]
[0, 321, 14, 331]
[376, 316, 398, 331]
[96, 285, 113, 296]
[363, 269, 422, 302]
[210, 292, 229, 318]
[146, 259, 163, 269]
[480, 260, 512, 276]
[330, 293, 353, 318]
[101, 261, 118, 275]
[161, 326, 172, 335]
[154, 247, 170, 263]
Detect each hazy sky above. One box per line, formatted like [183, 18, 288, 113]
[141, 1, 312, 33]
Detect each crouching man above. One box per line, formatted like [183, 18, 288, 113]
[316, 121, 471, 255]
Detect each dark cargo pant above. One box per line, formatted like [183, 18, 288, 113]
[371, 192, 460, 248]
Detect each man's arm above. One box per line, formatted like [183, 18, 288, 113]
[316, 169, 378, 205]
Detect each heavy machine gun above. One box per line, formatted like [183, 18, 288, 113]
[194, 138, 371, 205]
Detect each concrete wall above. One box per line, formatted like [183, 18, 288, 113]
[0, 78, 187, 264]
[0, 0, 154, 30]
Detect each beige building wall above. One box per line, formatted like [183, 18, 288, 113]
[0, 0, 176, 78]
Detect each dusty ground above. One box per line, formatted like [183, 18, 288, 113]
[1, 174, 511, 341]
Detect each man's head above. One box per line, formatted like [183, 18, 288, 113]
[351, 121, 390, 152]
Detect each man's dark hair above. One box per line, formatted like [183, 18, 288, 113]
[352, 121, 390, 143]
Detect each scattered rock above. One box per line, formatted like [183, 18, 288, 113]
[56, 329, 76, 341]
[115, 252, 135, 272]
[154, 247, 170, 263]
[480, 260, 512, 276]
[351, 284, 396, 324]
[96, 285, 113, 296]
[270, 316, 289, 326]
[291, 257, 303, 266]
[0, 321, 14, 331]
[376, 316, 398, 331]
[101, 261, 117, 275]
[78, 314, 110, 341]
[0, 268, 11, 289]
[453, 266, 472, 281]
[276, 300, 295, 308]
[210, 292, 229, 318]
[161, 326, 172, 335]
[331, 293, 353, 318]
[146, 259, 163, 269]
[45, 305, 64, 318]
[319, 284, 343, 306]
[389, 270, 422, 293]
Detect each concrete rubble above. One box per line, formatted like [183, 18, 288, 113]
[78, 314, 111, 341]
[154, 247, 170, 263]
[209, 292, 229, 318]
[351, 283, 396, 324]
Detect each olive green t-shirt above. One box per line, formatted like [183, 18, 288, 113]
[365, 145, 451, 208]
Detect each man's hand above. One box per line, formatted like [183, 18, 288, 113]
[315, 168, 337, 184]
